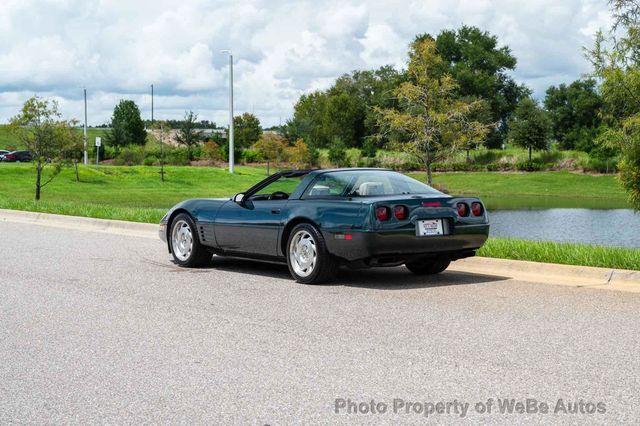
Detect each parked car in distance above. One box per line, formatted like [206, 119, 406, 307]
[159, 168, 490, 284]
[2, 150, 33, 162]
[0, 150, 9, 161]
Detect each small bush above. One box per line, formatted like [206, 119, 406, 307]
[361, 139, 378, 158]
[309, 147, 320, 167]
[515, 160, 543, 172]
[241, 149, 263, 163]
[328, 139, 348, 167]
[581, 157, 618, 173]
[166, 148, 189, 165]
[202, 141, 222, 162]
[113, 147, 145, 166]
[143, 155, 158, 166]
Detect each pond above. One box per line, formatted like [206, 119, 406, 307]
[488, 208, 640, 249]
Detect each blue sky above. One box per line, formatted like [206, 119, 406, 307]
[0, 0, 611, 127]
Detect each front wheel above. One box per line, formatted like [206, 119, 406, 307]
[286, 223, 338, 284]
[405, 258, 451, 275]
[170, 213, 211, 267]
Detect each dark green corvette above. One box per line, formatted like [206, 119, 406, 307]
[159, 168, 489, 284]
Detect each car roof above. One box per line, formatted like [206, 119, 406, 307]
[278, 168, 393, 177]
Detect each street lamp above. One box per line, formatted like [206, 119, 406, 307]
[221, 49, 234, 173]
[83, 88, 88, 165]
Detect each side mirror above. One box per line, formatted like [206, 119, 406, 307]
[233, 193, 245, 203]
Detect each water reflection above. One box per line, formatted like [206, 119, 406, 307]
[489, 208, 640, 248]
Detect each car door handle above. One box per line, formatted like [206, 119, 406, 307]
[271, 209, 281, 214]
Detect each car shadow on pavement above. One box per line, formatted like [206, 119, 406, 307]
[203, 256, 509, 290]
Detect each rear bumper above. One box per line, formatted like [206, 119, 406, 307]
[324, 223, 489, 263]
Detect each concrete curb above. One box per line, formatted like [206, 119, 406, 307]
[1, 208, 639, 292]
[0, 209, 157, 239]
[451, 257, 640, 293]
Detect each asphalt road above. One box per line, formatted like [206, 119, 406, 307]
[2, 221, 640, 424]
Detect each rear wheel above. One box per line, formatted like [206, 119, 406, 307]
[286, 223, 338, 284]
[170, 213, 211, 267]
[405, 257, 451, 275]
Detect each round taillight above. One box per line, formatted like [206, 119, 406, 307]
[375, 206, 390, 221]
[471, 202, 483, 216]
[393, 205, 408, 220]
[456, 202, 469, 217]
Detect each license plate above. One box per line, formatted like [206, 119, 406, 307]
[416, 219, 445, 237]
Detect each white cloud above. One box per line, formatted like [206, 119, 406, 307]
[0, 0, 611, 127]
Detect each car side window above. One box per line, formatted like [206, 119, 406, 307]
[251, 176, 304, 201]
[304, 174, 352, 198]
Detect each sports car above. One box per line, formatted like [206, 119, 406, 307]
[159, 168, 489, 284]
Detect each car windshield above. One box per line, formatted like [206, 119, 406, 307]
[251, 175, 305, 201]
[304, 170, 444, 198]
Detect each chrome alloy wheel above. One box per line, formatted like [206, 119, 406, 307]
[289, 230, 317, 278]
[171, 219, 193, 261]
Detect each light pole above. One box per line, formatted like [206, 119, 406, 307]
[83, 88, 88, 165]
[221, 50, 234, 173]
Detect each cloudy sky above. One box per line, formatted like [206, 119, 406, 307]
[1, 0, 612, 127]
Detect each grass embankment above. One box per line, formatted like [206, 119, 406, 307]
[479, 238, 639, 271]
[0, 165, 628, 221]
[426, 171, 628, 209]
[0, 164, 269, 222]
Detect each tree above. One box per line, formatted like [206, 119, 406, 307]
[287, 66, 405, 150]
[105, 100, 147, 149]
[9, 96, 82, 200]
[423, 26, 530, 148]
[508, 98, 552, 161]
[176, 111, 204, 161]
[544, 79, 603, 151]
[254, 132, 288, 174]
[287, 92, 330, 147]
[233, 113, 262, 149]
[287, 138, 311, 168]
[587, 0, 640, 209]
[377, 38, 490, 184]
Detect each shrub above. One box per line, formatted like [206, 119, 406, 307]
[113, 147, 145, 165]
[328, 139, 348, 167]
[241, 149, 263, 163]
[515, 160, 543, 172]
[362, 138, 378, 158]
[471, 150, 502, 164]
[143, 155, 158, 166]
[309, 147, 320, 167]
[166, 148, 189, 165]
[581, 157, 618, 173]
[538, 150, 562, 164]
[191, 144, 203, 160]
[203, 141, 222, 163]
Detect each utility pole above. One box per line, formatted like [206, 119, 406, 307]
[222, 50, 234, 173]
[151, 84, 154, 123]
[83, 88, 88, 165]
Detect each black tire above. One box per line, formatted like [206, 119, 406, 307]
[286, 223, 338, 284]
[169, 213, 211, 267]
[405, 257, 451, 275]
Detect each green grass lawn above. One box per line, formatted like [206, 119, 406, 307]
[479, 238, 640, 271]
[427, 171, 630, 209]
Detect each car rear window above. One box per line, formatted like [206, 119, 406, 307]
[304, 170, 443, 198]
